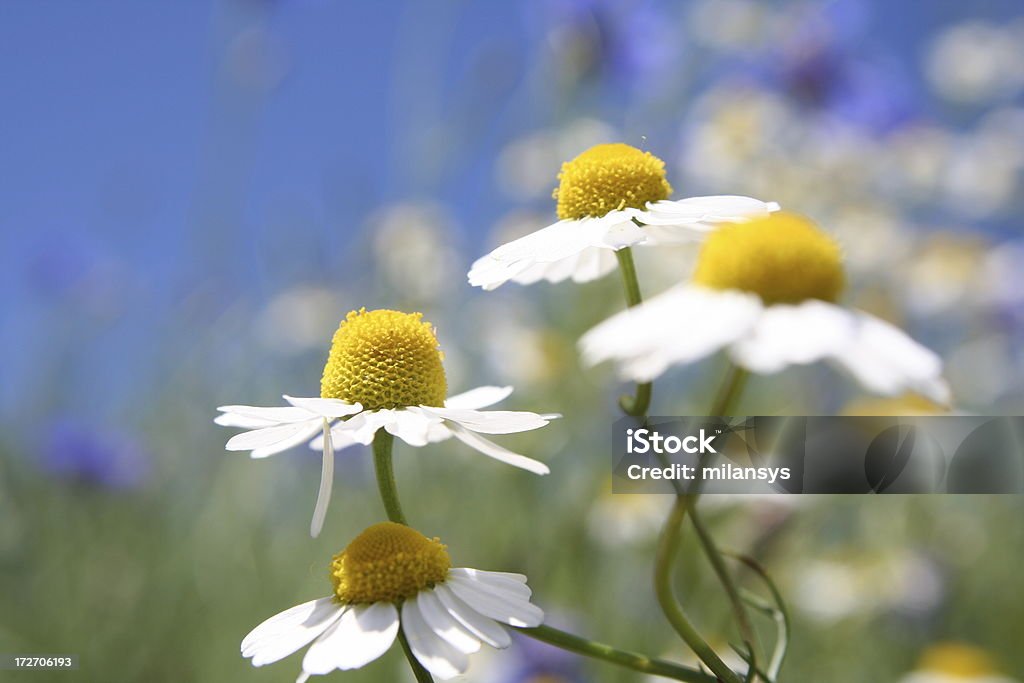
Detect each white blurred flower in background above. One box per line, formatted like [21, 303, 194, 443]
[369, 201, 462, 303]
[925, 21, 1024, 105]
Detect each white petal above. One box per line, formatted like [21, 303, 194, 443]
[226, 419, 322, 453]
[423, 407, 555, 435]
[307, 425, 361, 452]
[448, 568, 532, 600]
[241, 597, 343, 667]
[447, 423, 550, 475]
[414, 590, 481, 654]
[309, 419, 333, 538]
[729, 300, 854, 374]
[500, 245, 618, 287]
[447, 577, 544, 628]
[252, 420, 324, 459]
[569, 246, 621, 283]
[444, 386, 514, 410]
[448, 576, 532, 608]
[384, 408, 444, 447]
[302, 602, 399, 674]
[215, 412, 276, 429]
[433, 584, 511, 649]
[830, 311, 951, 404]
[332, 410, 396, 445]
[401, 599, 469, 679]
[283, 395, 363, 418]
[580, 285, 763, 382]
[217, 405, 315, 424]
[632, 195, 780, 245]
[468, 213, 636, 290]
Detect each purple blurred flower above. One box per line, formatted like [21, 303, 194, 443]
[494, 633, 586, 683]
[752, 0, 917, 134]
[39, 419, 151, 490]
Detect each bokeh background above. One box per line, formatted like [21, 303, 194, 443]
[2, 1, 1023, 681]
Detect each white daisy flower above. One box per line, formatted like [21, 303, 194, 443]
[241, 522, 544, 682]
[217, 309, 558, 537]
[580, 213, 951, 405]
[468, 143, 779, 290]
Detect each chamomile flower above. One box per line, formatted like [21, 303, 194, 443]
[900, 642, 1018, 683]
[469, 143, 779, 290]
[241, 522, 544, 682]
[217, 309, 557, 537]
[580, 213, 951, 404]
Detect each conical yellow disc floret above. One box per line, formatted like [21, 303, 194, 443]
[330, 522, 451, 604]
[553, 143, 672, 220]
[693, 212, 845, 305]
[320, 309, 447, 410]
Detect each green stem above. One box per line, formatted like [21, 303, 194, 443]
[655, 498, 744, 683]
[374, 435, 432, 681]
[615, 247, 652, 416]
[689, 504, 757, 671]
[372, 431, 407, 525]
[398, 627, 434, 683]
[688, 363, 758, 677]
[728, 553, 790, 682]
[710, 364, 749, 417]
[517, 624, 718, 683]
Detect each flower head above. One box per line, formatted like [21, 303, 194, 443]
[469, 142, 779, 290]
[330, 522, 450, 604]
[580, 213, 950, 404]
[553, 143, 672, 220]
[321, 309, 447, 410]
[900, 641, 1018, 683]
[693, 212, 845, 305]
[241, 523, 544, 681]
[216, 309, 558, 537]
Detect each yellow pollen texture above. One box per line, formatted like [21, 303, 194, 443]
[553, 143, 672, 220]
[320, 308, 447, 410]
[330, 522, 451, 604]
[692, 212, 845, 305]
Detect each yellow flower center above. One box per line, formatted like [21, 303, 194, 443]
[320, 308, 447, 410]
[692, 212, 845, 305]
[330, 522, 451, 604]
[553, 143, 673, 220]
[919, 643, 998, 677]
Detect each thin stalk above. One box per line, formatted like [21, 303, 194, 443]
[615, 247, 652, 416]
[689, 504, 758, 673]
[372, 431, 407, 525]
[655, 498, 744, 683]
[710, 364, 749, 417]
[373, 435, 430, 680]
[398, 628, 434, 683]
[689, 363, 758, 677]
[518, 624, 718, 683]
[728, 553, 791, 682]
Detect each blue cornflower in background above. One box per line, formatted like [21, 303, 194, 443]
[39, 418, 151, 490]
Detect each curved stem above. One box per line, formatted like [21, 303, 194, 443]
[615, 247, 652, 416]
[689, 504, 757, 669]
[655, 498, 744, 683]
[687, 363, 758, 677]
[517, 624, 718, 683]
[726, 553, 790, 682]
[398, 627, 434, 683]
[372, 431, 407, 525]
